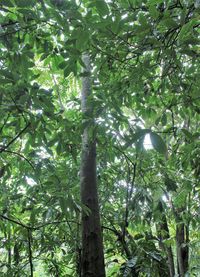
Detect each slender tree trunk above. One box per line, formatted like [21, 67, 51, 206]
[156, 201, 175, 277]
[27, 229, 33, 277]
[14, 242, 20, 276]
[176, 220, 189, 276]
[175, 120, 190, 276]
[80, 53, 105, 277]
[171, 202, 189, 276]
[14, 243, 20, 266]
[7, 229, 11, 272]
[157, 222, 175, 277]
[75, 213, 82, 277]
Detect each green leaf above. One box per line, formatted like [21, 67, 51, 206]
[124, 129, 149, 148]
[165, 176, 177, 191]
[59, 197, 68, 215]
[59, 61, 68, 70]
[0, 69, 13, 80]
[161, 18, 178, 28]
[178, 19, 196, 40]
[150, 132, 167, 155]
[94, 0, 109, 16]
[121, 257, 137, 277]
[148, 251, 162, 262]
[126, 257, 137, 268]
[155, 116, 161, 125]
[14, 0, 35, 7]
[64, 64, 73, 77]
[149, 5, 159, 19]
[174, 190, 187, 208]
[149, 0, 163, 3]
[181, 128, 193, 140]
[161, 113, 167, 126]
[131, 129, 150, 142]
[76, 30, 89, 50]
[0, 0, 14, 7]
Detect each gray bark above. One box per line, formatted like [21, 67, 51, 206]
[80, 53, 105, 277]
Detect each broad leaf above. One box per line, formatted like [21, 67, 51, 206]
[150, 132, 167, 155]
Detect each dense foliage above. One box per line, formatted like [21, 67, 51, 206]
[0, 0, 200, 276]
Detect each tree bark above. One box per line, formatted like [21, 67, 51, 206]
[156, 201, 175, 277]
[176, 221, 189, 276]
[7, 229, 11, 273]
[80, 53, 105, 277]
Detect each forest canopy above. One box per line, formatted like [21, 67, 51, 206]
[0, 0, 200, 276]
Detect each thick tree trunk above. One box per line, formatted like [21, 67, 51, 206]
[80, 53, 105, 277]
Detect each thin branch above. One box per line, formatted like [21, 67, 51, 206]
[114, 145, 135, 167]
[102, 225, 120, 236]
[0, 113, 10, 134]
[3, 150, 35, 170]
[0, 122, 30, 153]
[32, 220, 78, 230]
[9, 93, 28, 123]
[0, 214, 78, 230]
[0, 214, 29, 229]
[0, 21, 47, 38]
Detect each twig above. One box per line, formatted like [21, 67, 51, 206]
[0, 113, 10, 134]
[0, 122, 30, 153]
[0, 214, 29, 229]
[0, 214, 78, 230]
[2, 150, 35, 170]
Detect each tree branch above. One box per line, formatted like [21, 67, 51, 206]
[3, 150, 35, 170]
[0, 122, 30, 153]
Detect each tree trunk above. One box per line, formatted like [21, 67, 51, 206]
[14, 243, 20, 277]
[156, 201, 175, 277]
[175, 120, 190, 277]
[176, 221, 189, 277]
[80, 53, 105, 277]
[7, 229, 11, 273]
